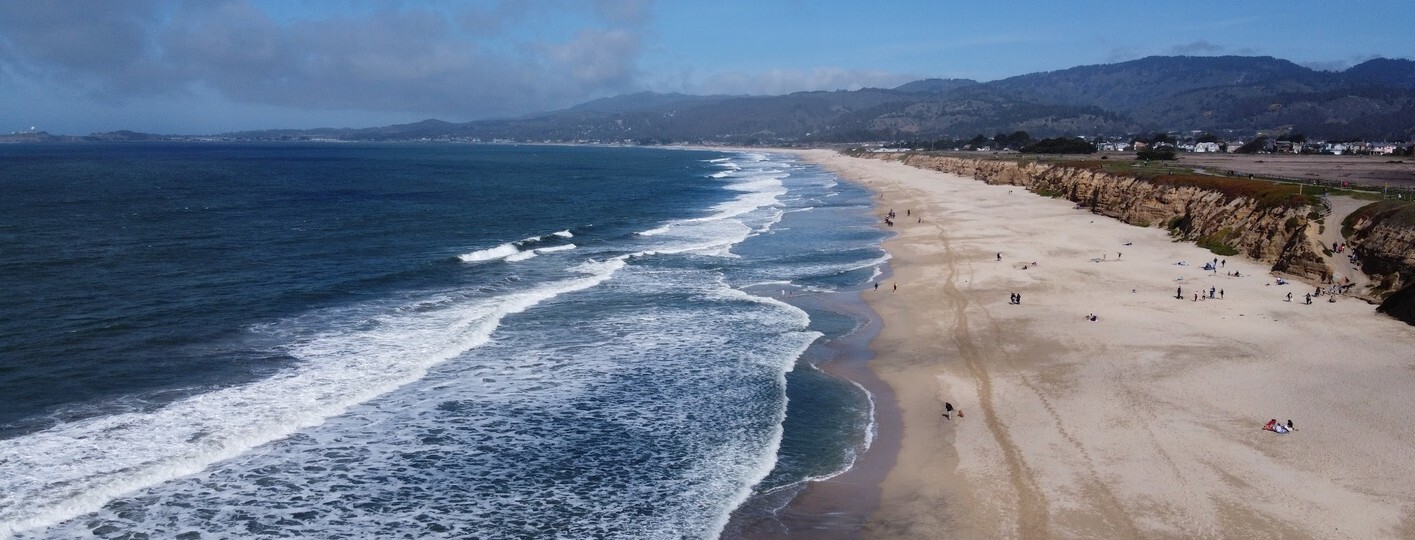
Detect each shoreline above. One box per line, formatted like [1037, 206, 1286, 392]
[793, 150, 1415, 539]
[722, 149, 901, 539]
[730, 287, 902, 539]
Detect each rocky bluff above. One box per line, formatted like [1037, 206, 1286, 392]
[866, 153, 1415, 325]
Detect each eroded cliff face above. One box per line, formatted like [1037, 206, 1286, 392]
[875, 154, 1333, 283]
[1342, 206, 1415, 322]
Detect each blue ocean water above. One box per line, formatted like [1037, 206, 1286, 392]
[0, 143, 886, 539]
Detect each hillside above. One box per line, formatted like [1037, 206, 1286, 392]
[217, 55, 1415, 144]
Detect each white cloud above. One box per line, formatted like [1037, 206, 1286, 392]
[0, 0, 652, 125]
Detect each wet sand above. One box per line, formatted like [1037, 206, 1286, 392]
[725, 288, 900, 539]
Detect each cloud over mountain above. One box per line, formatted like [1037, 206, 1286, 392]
[0, 0, 651, 119]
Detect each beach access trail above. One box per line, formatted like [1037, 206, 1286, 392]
[800, 150, 1415, 539]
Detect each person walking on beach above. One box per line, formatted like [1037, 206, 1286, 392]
[1286, 292, 1293, 302]
[893, 283, 897, 292]
[874, 282, 879, 291]
[944, 402, 954, 419]
[997, 252, 1002, 262]
[1220, 289, 1224, 299]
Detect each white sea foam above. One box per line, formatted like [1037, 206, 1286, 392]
[6, 149, 879, 539]
[457, 242, 520, 262]
[505, 243, 577, 262]
[636, 224, 672, 237]
[459, 230, 578, 263]
[0, 260, 625, 537]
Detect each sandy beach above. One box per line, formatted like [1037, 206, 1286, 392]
[798, 150, 1415, 539]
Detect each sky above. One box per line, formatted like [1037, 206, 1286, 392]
[2, 1, 1412, 135]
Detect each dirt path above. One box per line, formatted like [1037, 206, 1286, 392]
[1317, 195, 1374, 293]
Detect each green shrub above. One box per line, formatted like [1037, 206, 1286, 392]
[1196, 227, 1240, 256]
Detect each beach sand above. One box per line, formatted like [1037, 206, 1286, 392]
[798, 150, 1415, 539]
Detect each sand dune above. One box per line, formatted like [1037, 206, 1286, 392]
[801, 150, 1415, 540]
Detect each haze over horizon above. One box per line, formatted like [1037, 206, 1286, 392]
[2, 1, 1412, 136]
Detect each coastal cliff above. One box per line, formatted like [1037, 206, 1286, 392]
[879, 153, 1334, 280]
[1342, 202, 1415, 323]
[863, 152, 1415, 324]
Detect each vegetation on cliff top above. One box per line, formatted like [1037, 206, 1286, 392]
[1042, 159, 1319, 209]
[1343, 200, 1415, 236]
[1145, 173, 1319, 208]
[1021, 137, 1097, 154]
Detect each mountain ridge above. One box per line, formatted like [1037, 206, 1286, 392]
[128, 55, 1415, 144]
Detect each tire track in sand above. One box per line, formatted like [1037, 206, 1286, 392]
[930, 218, 1052, 538]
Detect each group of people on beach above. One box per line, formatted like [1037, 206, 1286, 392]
[1263, 418, 1296, 434]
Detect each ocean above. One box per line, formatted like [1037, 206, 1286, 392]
[0, 143, 887, 539]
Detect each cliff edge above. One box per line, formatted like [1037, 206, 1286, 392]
[860, 152, 1415, 325]
[1342, 201, 1415, 324]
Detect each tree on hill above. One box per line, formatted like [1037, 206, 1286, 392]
[1136, 147, 1178, 160]
[1021, 137, 1097, 154]
[1235, 136, 1270, 154]
[992, 130, 1032, 149]
[1134, 132, 1177, 145]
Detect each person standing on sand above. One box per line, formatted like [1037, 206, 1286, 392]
[1177, 287, 1183, 299]
[1287, 292, 1293, 302]
[874, 283, 879, 291]
[893, 283, 897, 292]
[997, 252, 1002, 262]
[944, 402, 954, 419]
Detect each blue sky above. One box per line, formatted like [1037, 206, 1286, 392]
[2, 1, 1411, 135]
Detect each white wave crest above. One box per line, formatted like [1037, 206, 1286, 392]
[505, 243, 576, 262]
[458, 242, 520, 263]
[0, 262, 626, 537]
